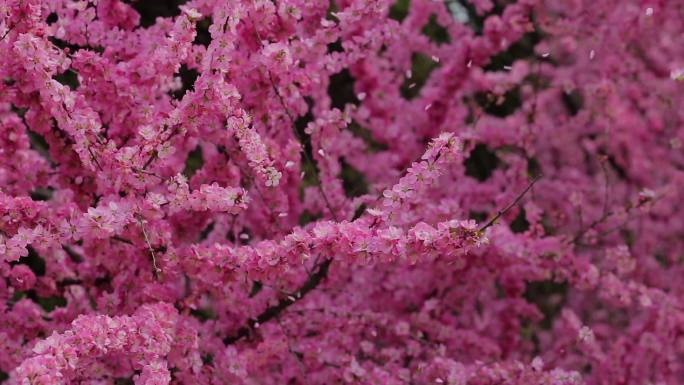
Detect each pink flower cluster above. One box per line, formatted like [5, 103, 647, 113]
[1, 0, 683, 384]
[11, 303, 178, 385]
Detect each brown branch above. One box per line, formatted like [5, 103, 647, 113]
[111, 236, 134, 245]
[141, 124, 180, 171]
[571, 195, 653, 245]
[0, 26, 13, 42]
[478, 174, 542, 233]
[223, 258, 331, 344]
[246, 7, 338, 221]
[87, 146, 104, 171]
[141, 151, 158, 170]
[136, 215, 161, 277]
[265, 71, 339, 222]
[62, 245, 83, 263]
[57, 278, 83, 287]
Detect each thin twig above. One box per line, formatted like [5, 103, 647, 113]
[0, 26, 13, 42]
[478, 174, 542, 233]
[111, 236, 134, 245]
[133, 167, 164, 180]
[599, 156, 611, 218]
[224, 258, 331, 344]
[218, 150, 283, 235]
[87, 147, 104, 171]
[571, 196, 653, 245]
[266, 67, 339, 222]
[142, 152, 158, 170]
[246, 7, 338, 221]
[62, 245, 84, 263]
[138, 216, 161, 276]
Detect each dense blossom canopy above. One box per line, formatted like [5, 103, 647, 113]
[1, 0, 683, 384]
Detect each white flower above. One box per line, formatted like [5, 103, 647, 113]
[147, 193, 168, 209]
[531, 356, 544, 371]
[670, 68, 684, 81]
[578, 326, 595, 344]
[138, 125, 157, 141]
[182, 7, 203, 20]
[264, 168, 282, 187]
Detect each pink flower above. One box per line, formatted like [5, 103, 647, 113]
[9, 265, 36, 290]
[262, 42, 293, 69]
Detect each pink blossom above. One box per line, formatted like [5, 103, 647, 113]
[9, 264, 36, 290]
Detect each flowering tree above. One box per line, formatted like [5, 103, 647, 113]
[1, 0, 683, 384]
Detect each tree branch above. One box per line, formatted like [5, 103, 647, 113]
[223, 175, 543, 345]
[478, 174, 542, 233]
[223, 258, 331, 344]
